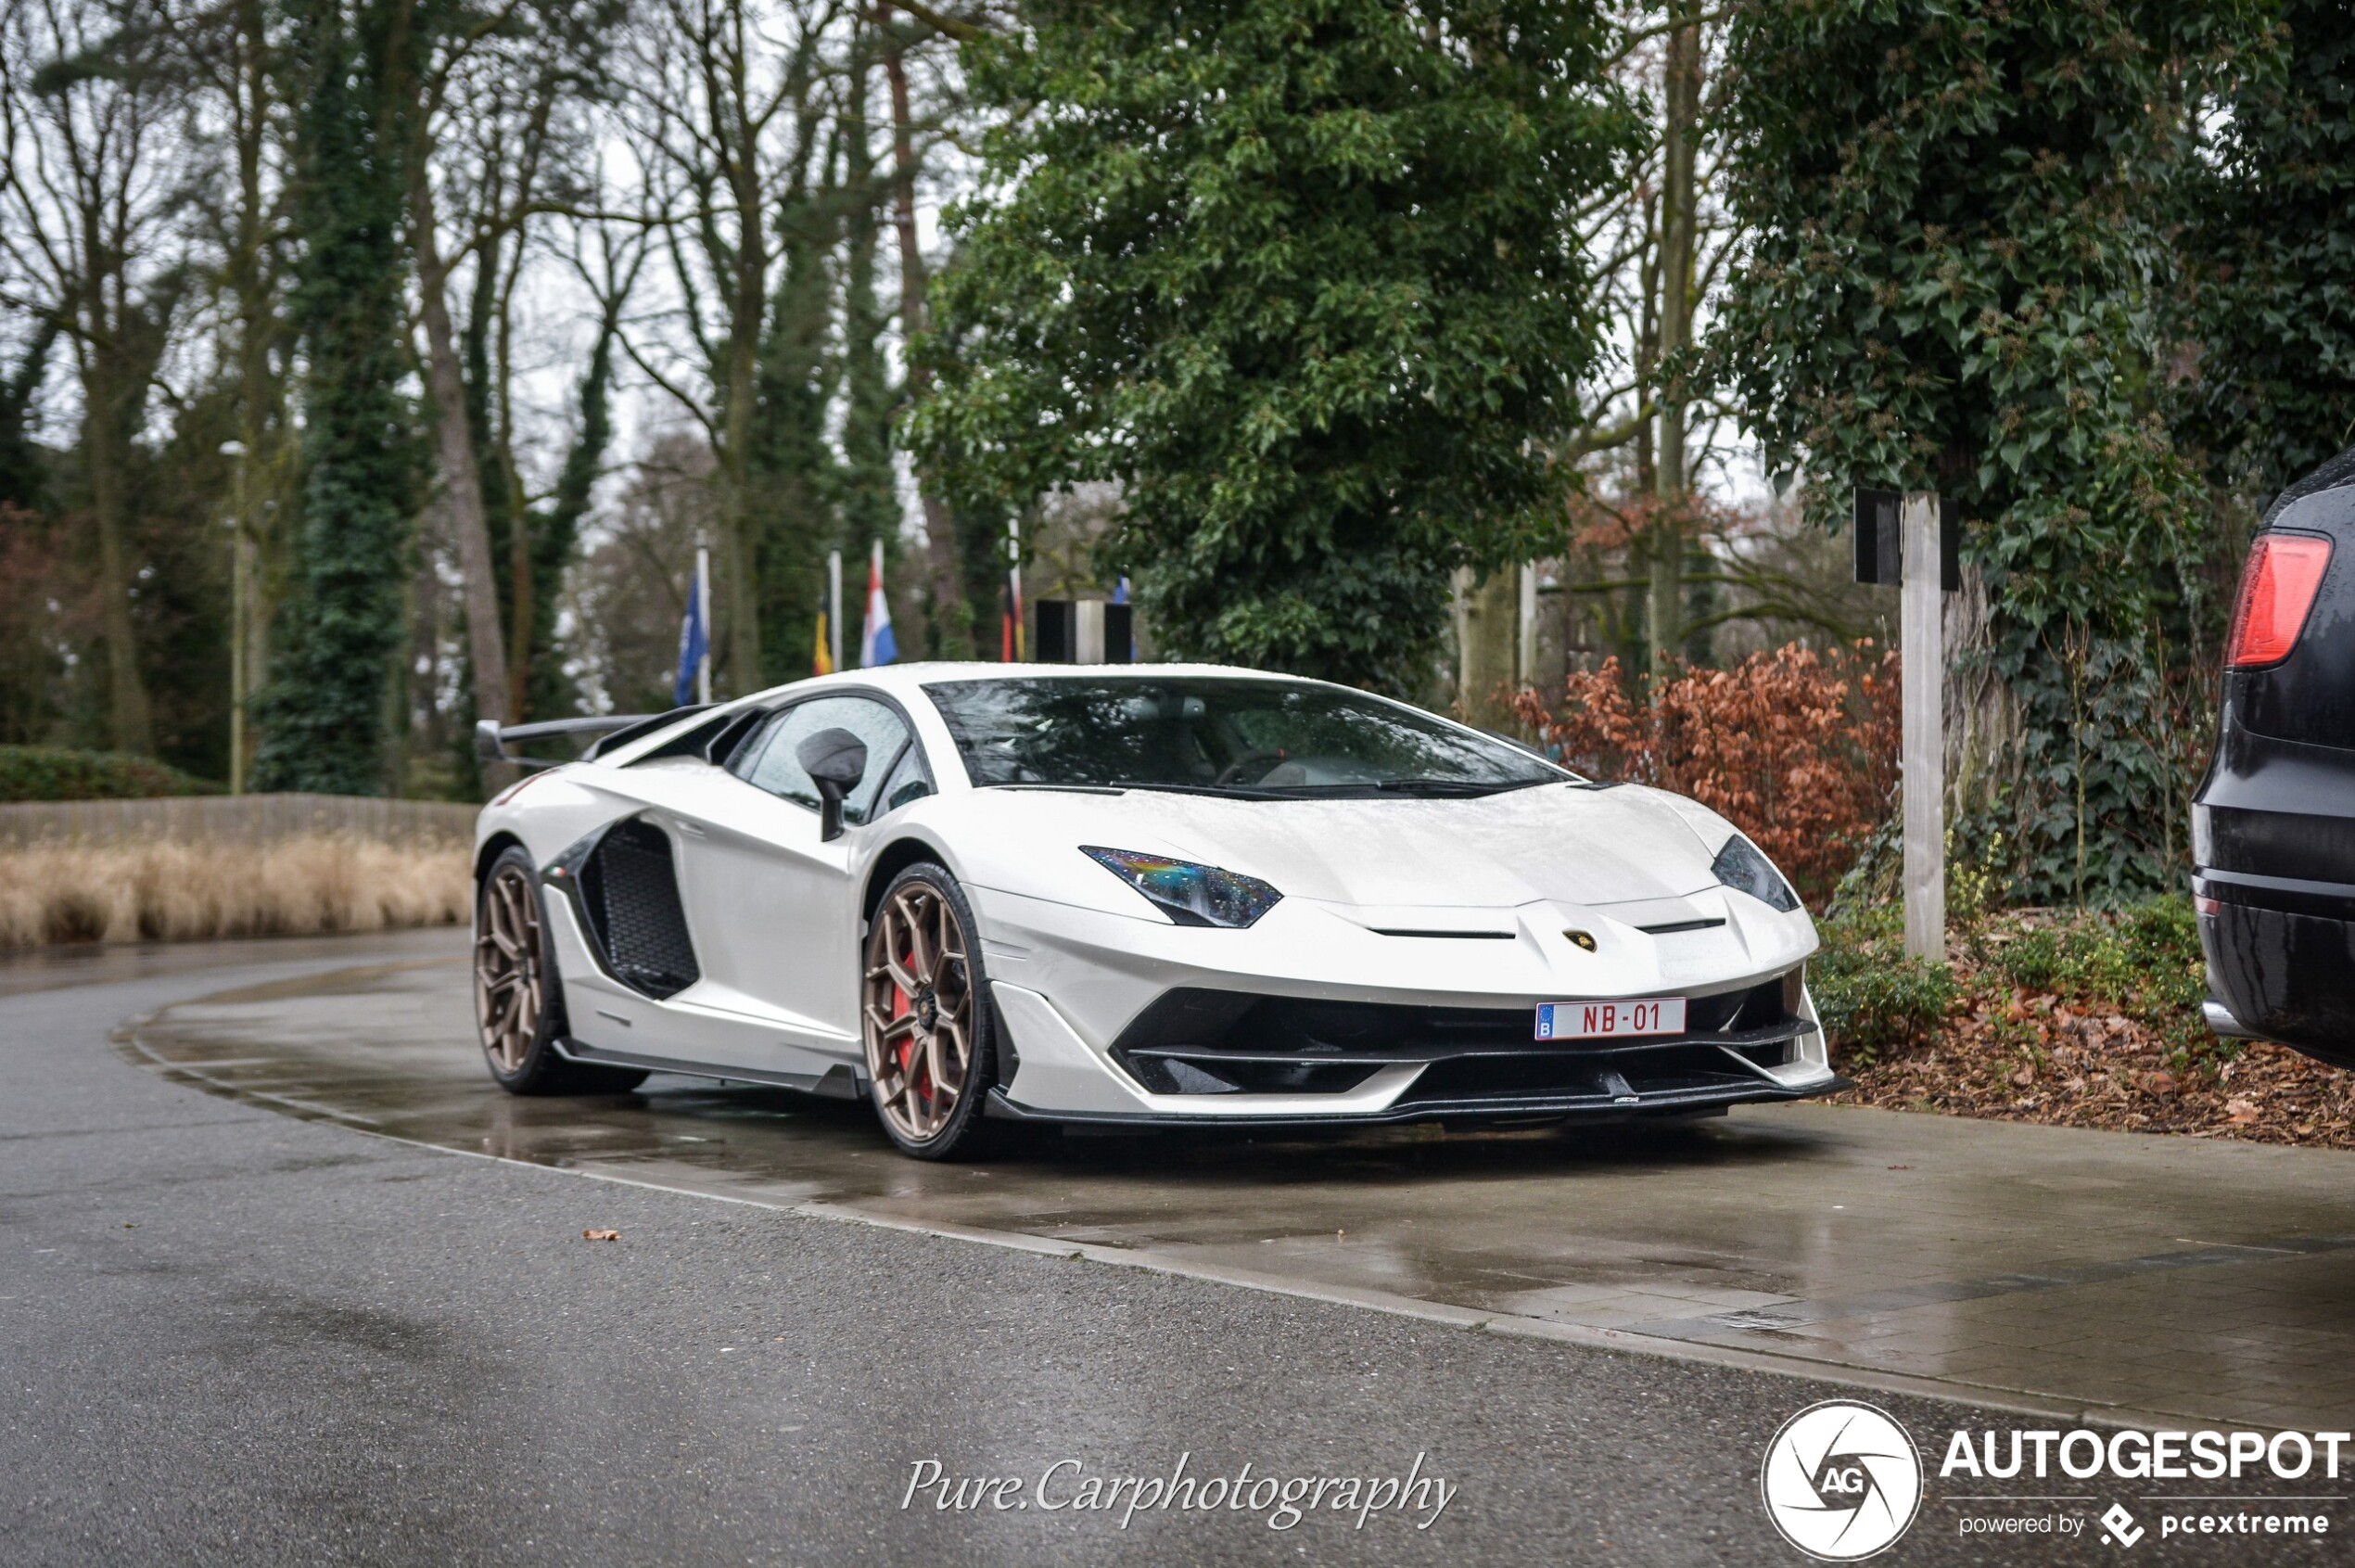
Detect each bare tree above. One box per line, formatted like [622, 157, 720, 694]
[400, 0, 531, 745]
[1545, 5, 1776, 675]
[177, 0, 294, 788]
[0, 0, 195, 754]
[612, 0, 844, 691]
[877, 1, 964, 652]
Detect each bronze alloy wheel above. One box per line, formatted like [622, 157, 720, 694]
[862, 877, 977, 1144]
[475, 861, 545, 1075]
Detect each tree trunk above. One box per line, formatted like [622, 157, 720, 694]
[883, 4, 970, 655]
[83, 358, 154, 755]
[1457, 567, 1521, 731]
[1648, 7, 1701, 674]
[229, 0, 274, 787]
[410, 174, 512, 746]
[719, 220, 764, 694]
[717, 18, 768, 693]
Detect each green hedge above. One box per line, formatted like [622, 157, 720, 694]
[1812, 905, 1957, 1065]
[0, 746, 223, 802]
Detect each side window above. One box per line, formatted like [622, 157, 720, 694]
[872, 741, 935, 819]
[732, 696, 912, 825]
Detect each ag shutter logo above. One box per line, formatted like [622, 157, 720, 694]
[1761, 1400, 1924, 1561]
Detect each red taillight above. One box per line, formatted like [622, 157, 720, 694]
[2224, 532, 2333, 669]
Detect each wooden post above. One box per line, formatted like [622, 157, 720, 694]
[1901, 491, 1944, 961]
[1516, 563, 1537, 690]
[827, 550, 843, 674]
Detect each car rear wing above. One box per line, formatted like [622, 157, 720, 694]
[474, 707, 712, 770]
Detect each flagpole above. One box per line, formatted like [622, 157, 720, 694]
[1008, 515, 1024, 662]
[827, 549, 843, 674]
[695, 545, 711, 704]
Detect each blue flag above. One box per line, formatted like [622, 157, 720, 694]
[673, 574, 706, 707]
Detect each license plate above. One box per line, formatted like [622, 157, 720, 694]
[1534, 998, 1686, 1041]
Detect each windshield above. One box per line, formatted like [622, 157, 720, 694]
[922, 676, 1567, 797]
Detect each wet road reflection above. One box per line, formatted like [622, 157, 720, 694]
[121, 937, 2355, 1432]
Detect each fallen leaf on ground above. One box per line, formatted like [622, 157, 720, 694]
[582, 1229, 619, 1242]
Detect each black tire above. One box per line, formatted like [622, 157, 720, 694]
[860, 861, 1005, 1159]
[474, 844, 648, 1096]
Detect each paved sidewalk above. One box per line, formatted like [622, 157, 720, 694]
[128, 941, 2355, 1434]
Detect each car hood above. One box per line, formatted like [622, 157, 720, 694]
[951, 782, 1731, 912]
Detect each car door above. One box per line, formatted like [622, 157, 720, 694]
[540, 745, 786, 1076]
[669, 693, 919, 1074]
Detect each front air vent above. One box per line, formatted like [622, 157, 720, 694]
[1369, 928, 1517, 939]
[1637, 917, 1727, 936]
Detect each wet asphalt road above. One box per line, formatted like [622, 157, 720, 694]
[0, 934, 2341, 1566]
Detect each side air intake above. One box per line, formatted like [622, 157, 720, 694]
[561, 818, 700, 1000]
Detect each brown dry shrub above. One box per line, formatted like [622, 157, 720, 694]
[1512, 641, 1901, 904]
[0, 835, 471, 947]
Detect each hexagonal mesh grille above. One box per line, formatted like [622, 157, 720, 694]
[580, 818, 699, 999]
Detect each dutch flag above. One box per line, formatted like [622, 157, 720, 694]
[859, 539, 897, 668]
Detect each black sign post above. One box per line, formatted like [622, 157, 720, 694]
[1852, 487, 1960, 591]
[1034, 600, 1134, 664]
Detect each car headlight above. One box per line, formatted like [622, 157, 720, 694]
[1080, 847, 1282, 928]
[1712, 834, 1800, 912]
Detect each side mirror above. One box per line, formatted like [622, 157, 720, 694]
[796, 728, 868, 842]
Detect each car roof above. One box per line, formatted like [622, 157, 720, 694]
[589, 663, 1343, 768]
[741, 661, 1331, 704]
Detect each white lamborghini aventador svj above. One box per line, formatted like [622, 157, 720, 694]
[469, 664, 1840, 1158]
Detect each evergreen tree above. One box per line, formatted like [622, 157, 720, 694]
[1716, 0, 2261, 901]
[915, 0, 1633, 691]
[253, 0, 420, 795]
[834, 51, 904, 638]
[0, 323, 58, 515]
[529, 302, 622, 719]
[750, 170, 847, 685]
[2180, 0, 2355, 496]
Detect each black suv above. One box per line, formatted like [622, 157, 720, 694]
[2195, 446, 2355, 1067]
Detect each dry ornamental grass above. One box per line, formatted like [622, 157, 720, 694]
[0, 835, 471, 947]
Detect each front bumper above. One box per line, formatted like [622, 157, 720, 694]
[968, 879, 1834, 1125]
[984, 1070, 1850, 1129]
[982, 971, 1842, 1128]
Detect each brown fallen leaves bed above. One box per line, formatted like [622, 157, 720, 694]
[1827, 962, 2355, 1150]
[1815, 901, 2355, 1150]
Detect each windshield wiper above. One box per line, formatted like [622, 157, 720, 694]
[1373, 777, 1552, 797]
[1243, 778, 1545, 799]
[1102, 779, 1291, 800]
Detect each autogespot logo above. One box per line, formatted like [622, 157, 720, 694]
[1761, 1400, 1925, 1561]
